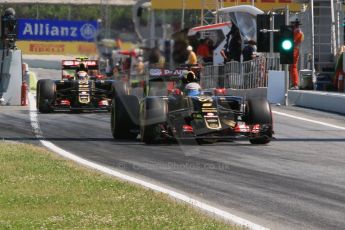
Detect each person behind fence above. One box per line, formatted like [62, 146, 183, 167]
[186, 45, 197, 65]
[242, 40, 257, 62]
[290, 19, 304, 90]
[221, 23, 242, 63]
[196, 38, 212, 64]
[242, 40, 257, 88]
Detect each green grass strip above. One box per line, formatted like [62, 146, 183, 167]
[0, 142, 235, 230]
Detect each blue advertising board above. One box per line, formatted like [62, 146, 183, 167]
[17, 19, 98, 42]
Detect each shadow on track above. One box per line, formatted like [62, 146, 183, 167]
[272, 138, 345, 142]
[6, 136, 343, 145]
[0, 136, 244, 146]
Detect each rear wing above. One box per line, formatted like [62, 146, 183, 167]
[62, 60, 99, 70]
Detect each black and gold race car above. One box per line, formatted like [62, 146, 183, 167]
[36, 57, 127, 113]
[110, 67, 273, 145]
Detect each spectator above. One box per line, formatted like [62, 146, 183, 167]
[221, 23, 242, 63]
[242, 40, 257, 88]
[242, 40, 257, 62]
[186, 45, 197, 65]
[196, 39, 212, 64]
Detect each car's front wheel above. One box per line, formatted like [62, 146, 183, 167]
[140, 97, 168, 144]
[36, 79, 55, 113]
[245, 98, 273, 144]
[111, 95, 139, 139]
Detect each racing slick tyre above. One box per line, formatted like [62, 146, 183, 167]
[36, 79, 56, 113]
[245, 98, 273, 144]
[112, 81, 130, 98]
[141, 97, 168, 144]
[111, 95, 139, 139]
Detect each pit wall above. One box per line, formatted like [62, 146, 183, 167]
[226, 87, 345, 115]
[0, 49, 22, 105]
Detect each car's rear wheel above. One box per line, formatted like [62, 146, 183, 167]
[141, 97, 168, 144]
[245, 98, 273, 144]
[111, 95, 139, 139]
[37, 79, 55, 113]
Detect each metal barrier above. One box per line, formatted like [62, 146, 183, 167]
[241, 57, 267, 89]
[125, 56, 281, 97]
[200, 65, 221, 89]
[200, 56, 280, 89]
[223, 61, 241, 89]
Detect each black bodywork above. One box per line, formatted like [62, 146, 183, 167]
[36, 59, 126, 113]
[36, 78, 118, 112]
[138, 94, 273, 144]
[41, 79, 115, 111]
[111, 67, 273, 144]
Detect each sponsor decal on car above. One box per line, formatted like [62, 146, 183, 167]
[149, 69, 162, 76]
[149, 68, 185, 77]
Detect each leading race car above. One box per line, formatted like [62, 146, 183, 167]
[110, 67, 273, 145]
[36, 57, 128, 113]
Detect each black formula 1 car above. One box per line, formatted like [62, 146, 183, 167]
[36, 58, 128, 113]
[110, 68, 273, 144]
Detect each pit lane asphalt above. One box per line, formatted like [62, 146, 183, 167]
[2, 68, 345, 229]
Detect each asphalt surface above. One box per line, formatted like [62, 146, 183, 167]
[1, 68, 345, 229]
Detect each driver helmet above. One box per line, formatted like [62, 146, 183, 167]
[76, 71, 88, 80]
[186, 71, 196, 83]
[181, 70, 196, 84]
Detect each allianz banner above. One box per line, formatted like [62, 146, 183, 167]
[17, 19, 98, 42]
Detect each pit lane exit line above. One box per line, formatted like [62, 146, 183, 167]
[273, 111, 345, 130]
[28, 93, 268, 230]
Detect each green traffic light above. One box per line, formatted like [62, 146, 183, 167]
[279, 25, 294, 64]
[282, 40, 293, 50]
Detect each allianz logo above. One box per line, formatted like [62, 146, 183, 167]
[23, 23, 78, 37]
[22, 22, 96, 40]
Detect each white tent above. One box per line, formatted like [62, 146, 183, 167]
[217, 5, 264, 42]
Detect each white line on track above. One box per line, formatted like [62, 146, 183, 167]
[28, 93, 268, 230]
[272, 111, 345, 130]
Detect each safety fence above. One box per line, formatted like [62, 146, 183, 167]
[200, 56, 281, 89]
